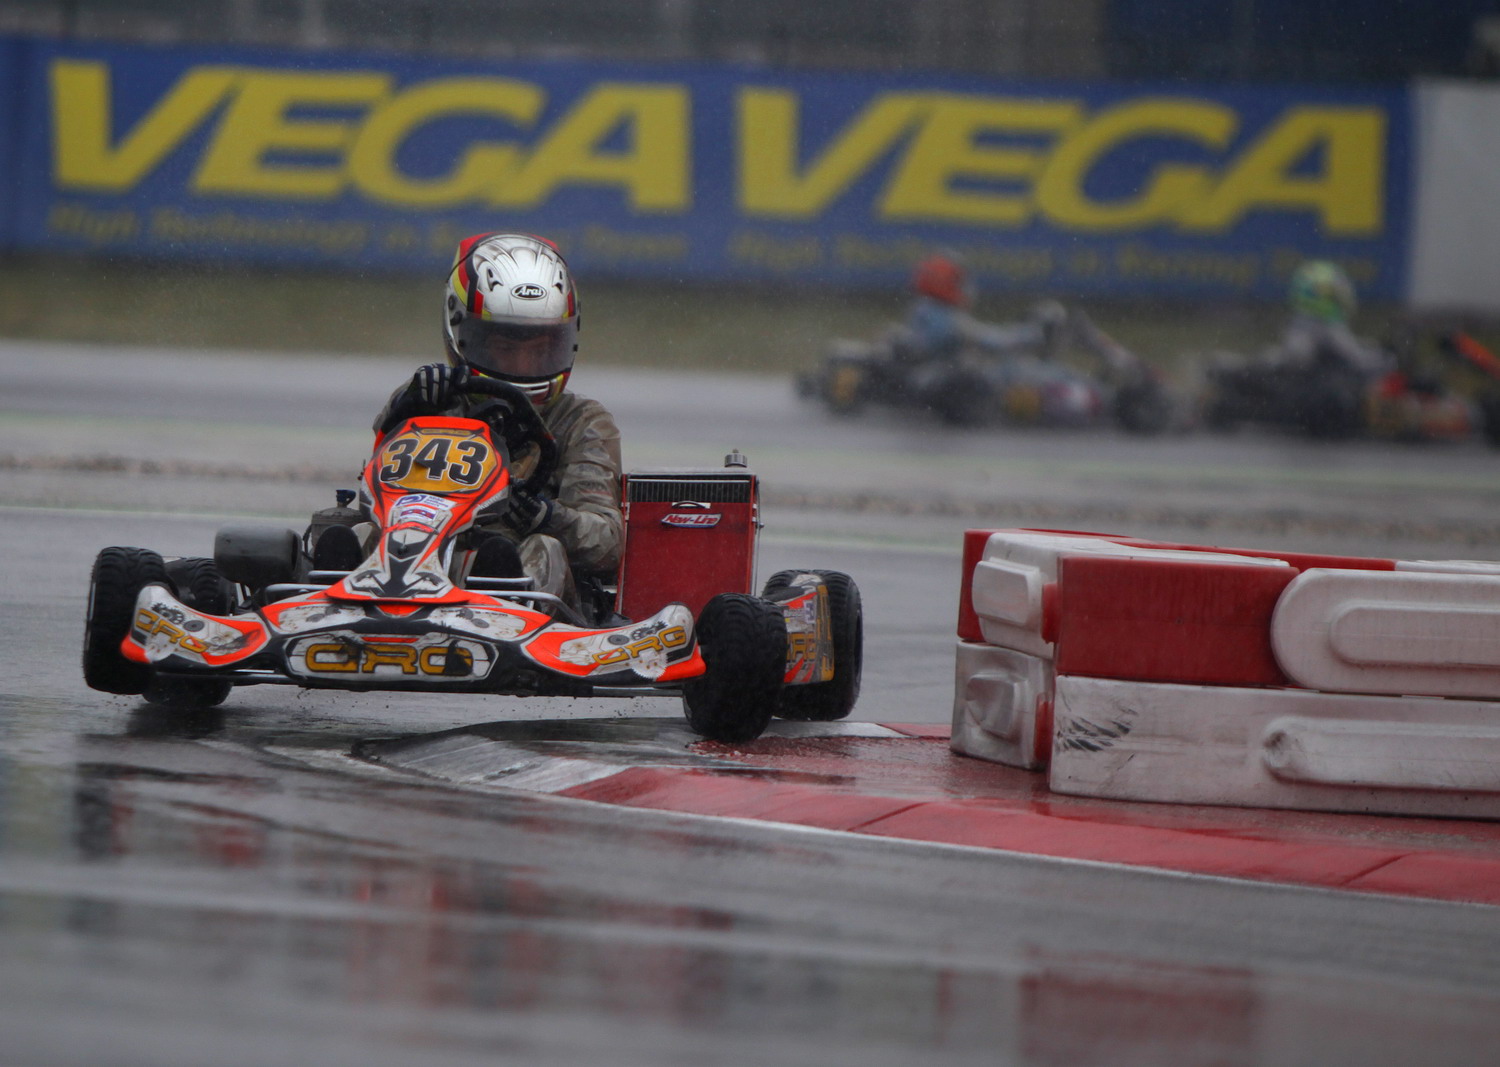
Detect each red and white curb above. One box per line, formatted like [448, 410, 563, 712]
[355, 717, 1500, 908]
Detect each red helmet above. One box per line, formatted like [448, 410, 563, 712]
[911, 252, 971, 308]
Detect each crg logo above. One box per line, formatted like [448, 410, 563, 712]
[302, 641, 474, 676]
[662, 512, 721, 528]
[512, 283, 547, 300]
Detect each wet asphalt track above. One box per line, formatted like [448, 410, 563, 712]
[4, 340, 1500, 1065]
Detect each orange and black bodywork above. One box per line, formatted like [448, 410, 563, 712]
[97, 397, 856, 740]
[119, 414, 708, 696]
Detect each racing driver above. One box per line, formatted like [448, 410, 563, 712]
[312, 232, 622, 615]
[902, 250, 1066, 363]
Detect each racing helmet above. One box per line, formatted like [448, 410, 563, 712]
[1289, 260, 1356, 324]
[911, 251, 973, 308]
[443, 232, 580, 407]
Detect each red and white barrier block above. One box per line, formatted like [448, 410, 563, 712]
[952, 528, 1500, 818]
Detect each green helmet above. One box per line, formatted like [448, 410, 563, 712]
[1289, 260, 1356, 323]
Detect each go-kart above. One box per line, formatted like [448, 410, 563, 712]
[796, 306, 1179, 434]
[81, 378, 863, 743]
[1200, 344, 1476, 443]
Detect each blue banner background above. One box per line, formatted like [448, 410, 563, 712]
[0, 37, 24, 248]
[2, 36, 1411, 299]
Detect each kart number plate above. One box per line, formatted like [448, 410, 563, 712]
[378, 427, 497, 493]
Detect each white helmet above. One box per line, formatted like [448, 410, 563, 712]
[443, 232, 580, 407]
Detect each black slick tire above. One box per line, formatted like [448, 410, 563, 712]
[1478, 395, 1500, 448]
[83, 546, 168, 695]
[1304, 380, 1363, 439]
[763, 569, 863, 721]
[931, 370, 993, 427]
[823, 361, 867, 416]
[165, 556, 235, 615]
[682, 593, 784, 743]
[1113, 381, 1171, 435]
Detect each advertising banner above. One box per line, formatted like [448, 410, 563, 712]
[5, 37, 1411, 298]
[0, 37, 23, 247]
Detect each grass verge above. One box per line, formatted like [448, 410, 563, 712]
[2, 253, 1494, 386]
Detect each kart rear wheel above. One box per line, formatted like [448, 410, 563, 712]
[166, 556, 235, 615]
[1201, 394, 1239, 434]
[1304, 381, 1363, 440]
[763, 569, 863, 722]
[83, 546, 168, 695]
[145, 557, 234, 710]
[1113, 381, 1172, 435]
[930, 370, 993, 427]
[682, 593, 784, 743]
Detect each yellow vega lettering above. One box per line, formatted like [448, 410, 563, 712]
[52, 58, 1384, 233]
[881, 95, 1082, 225]
[346, 77, 544, 206]
[738, 88, 928, 218]
[51, 59, 239, 191]
[192, 70, 391, 200]
[494, 84, 690, 211]
[738, 88, 1386, 235]
[1033, 98, 1235, 231]
[1176, 106, 1385, 235]
[52, 60, 690, 212]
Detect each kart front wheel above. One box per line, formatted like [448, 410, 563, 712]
[763, 570, 863, 722]
[682, 593, 784, 743]
[823, 362, 867, 416]
[83, 546, 168, 695]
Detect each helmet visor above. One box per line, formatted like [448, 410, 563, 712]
[454, 317, 575, 380]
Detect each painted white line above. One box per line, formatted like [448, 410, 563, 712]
[0, 502, 960, 555]
[0, 502, 306, 523]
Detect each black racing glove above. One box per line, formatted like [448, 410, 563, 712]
[507, 489, 555, 536]
[408, 362, 468, 413]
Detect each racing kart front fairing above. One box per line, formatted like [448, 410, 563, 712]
[119, 414, 714, 697]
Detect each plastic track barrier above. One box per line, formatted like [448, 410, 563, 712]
[952, 529, 1500, 818]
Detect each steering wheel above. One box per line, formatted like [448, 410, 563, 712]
[461, 376, 560, 498]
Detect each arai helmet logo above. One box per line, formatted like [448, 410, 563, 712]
[662, 512, 721, 528]
[512, 283, 547, 300]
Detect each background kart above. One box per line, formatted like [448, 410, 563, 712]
[797, 307, 1184, 434]
[82, 378, 863, 743]
[1199, 344, 1479, 443]
[1440, 329, 1500, 447]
